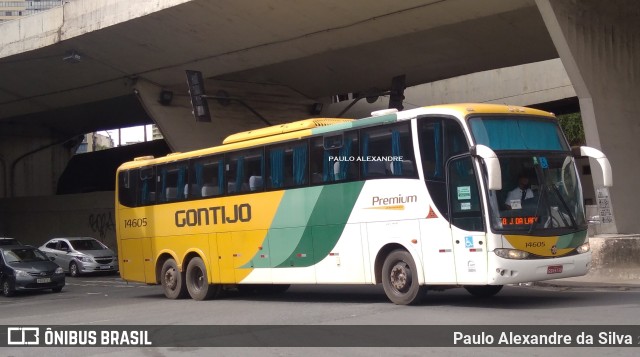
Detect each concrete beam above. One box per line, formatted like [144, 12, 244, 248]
[0, 0, 191, 58]
[323, 59, 576, 118]
[134, 79, 317, 151]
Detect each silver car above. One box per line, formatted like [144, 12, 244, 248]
[39, 237, 118, 277]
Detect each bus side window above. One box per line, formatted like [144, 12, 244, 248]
[191, 156, 224, 198]
[310, 138, 325, 184]
[157, 162, 188, 202]
[361, 123, 415, 179]
[138, 167, 155, 205]
[119, 170, 137, 207]
[419, 118, 469, 219]
[267, 141, 308, 189]
[310, 131, 359, 185]
[227, 148, 263, 194]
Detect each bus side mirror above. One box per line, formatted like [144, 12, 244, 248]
[470, 145, 502, 190]
[571, 146, 613, 187]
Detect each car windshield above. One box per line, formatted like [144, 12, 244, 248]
[70, 239, 106, 250]
[3, 248, 49, 263]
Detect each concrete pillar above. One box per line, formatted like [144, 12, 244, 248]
[134, 79, 317, 152]
[536, 0, 640, 234]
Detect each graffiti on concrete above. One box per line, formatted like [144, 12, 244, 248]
[89, 211, 115, 241]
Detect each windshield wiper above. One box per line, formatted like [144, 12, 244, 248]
[550, 183, 577, 228]
[528, 162, 547, 233]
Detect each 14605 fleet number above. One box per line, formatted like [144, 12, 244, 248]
[124, 218, 147, 228]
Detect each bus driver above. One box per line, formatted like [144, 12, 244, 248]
[505, 174, 534, 209]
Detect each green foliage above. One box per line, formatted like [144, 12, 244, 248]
[557, 112, 585, 146]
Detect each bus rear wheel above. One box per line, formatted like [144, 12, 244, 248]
[464, 285, 503, 298]
[186, 257, 220, 300]
[381, 249, 426, 305]
[161, 259, 187, 299]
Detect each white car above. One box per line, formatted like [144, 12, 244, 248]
[39, 237, 118, 277]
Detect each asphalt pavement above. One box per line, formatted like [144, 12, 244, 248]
[536, 273, 640, 289]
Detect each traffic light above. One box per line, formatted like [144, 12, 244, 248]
[185, 70, 211, 122]
[388, 75, 406, 111]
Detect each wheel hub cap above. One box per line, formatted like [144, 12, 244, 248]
[165, 269, 177, 290]
[390, 263, 411, 292]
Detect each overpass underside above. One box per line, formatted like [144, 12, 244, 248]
[0, 0, 638, 243]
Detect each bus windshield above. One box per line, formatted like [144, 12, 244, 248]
[469, 116, 586, 234]
[486, 154, 586, 234]
[469, 116, 569, 151]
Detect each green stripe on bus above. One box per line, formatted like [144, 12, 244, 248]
[556, 230, 588, 249]
[275, 181, 365, 267]
[242, 187, 323, 268]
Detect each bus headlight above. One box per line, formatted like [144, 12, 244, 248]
[576, 242, 590, 254]
[494, 248, 530, 260]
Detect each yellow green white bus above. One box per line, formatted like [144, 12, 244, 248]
[115, 103, 612, 305]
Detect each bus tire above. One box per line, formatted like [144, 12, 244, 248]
[161, 259, 187, 299]
[186, 257, 220, 301]
[381, 249, 426, 305]
[464, 285, 503, 298]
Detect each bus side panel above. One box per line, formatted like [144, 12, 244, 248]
[142, 237, 154, 284]
[236, 233, 271, 284]
[266, 227, 316, 284]
[451, 227, 488, 284]
[207, 233, 221, 283]
[120, 238, 146, 283]
[215, 232, 235, 283]
[366, 220, 424, 283]
[232, 230, 270, 283]
[419, 218, 457, 284]
[314, 223, 366, 283]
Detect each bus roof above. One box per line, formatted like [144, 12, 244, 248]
[401, 103, 555, 120]
[118, 103, 555, 170]
[223, 118, 353, 144]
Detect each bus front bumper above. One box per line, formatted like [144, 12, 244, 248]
[488, 251, 592, 285]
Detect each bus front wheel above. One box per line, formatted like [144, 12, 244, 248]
[381, 249, 426, 305]
[186, 257, 220, 301]
[161, 259, 187, 299]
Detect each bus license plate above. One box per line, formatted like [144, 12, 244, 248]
[547, 265, 563, 274]
[37, 278, 51, 283]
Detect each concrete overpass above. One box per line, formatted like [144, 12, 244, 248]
[0, 0, 639, 244]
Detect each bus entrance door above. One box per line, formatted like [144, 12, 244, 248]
[451, 228, 488, 284]
[447, 156, 488, 284]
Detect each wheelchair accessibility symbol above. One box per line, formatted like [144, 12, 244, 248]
[464, 236, 474, 248]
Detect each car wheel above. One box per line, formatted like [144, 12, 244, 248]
[161, 259, 187, 299]
[2, 279, 15, 297]
[52, 287, 63, 293]
[69, 261, 80, 277]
